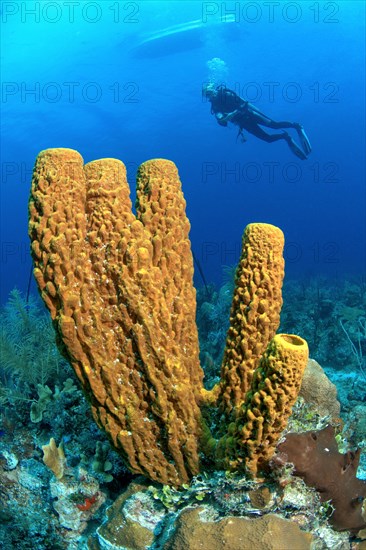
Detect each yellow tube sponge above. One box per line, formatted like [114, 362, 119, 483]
[217, 334, 309, 476]
[29, 149, 205, 486]
[217, 223, 284, 416]
[29, 148, 308, 485]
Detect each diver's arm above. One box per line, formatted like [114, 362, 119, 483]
[215, 112, 228, 126]
[218, 109, 240, 123]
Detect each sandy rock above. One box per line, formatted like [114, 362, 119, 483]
[299, 358, 340, 420]
[165, 507, 313, 550]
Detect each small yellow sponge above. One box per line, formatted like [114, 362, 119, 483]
[217, 334, 309, 475]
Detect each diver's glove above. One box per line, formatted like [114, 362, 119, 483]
[216, 113, 228, 126]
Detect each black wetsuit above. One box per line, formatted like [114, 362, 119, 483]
[209, 86, 247, 123]
[209, 85, 298, 143]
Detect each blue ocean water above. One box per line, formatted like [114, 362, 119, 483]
[1, 0, 365, 303]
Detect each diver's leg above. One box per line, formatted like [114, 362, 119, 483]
[268, 120, 311, 155]
[248, 124, 307, 159]
[244, 107, 295, 128]
[249, 112, 311, 157]
[254, 114, 297, 130]
[247, 124, 286, 142]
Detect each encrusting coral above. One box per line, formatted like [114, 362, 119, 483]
[29, 148, 308, 486]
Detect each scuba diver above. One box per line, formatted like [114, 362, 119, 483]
[203, 83, 312, 160]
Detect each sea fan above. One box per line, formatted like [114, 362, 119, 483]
[0, 289, 69, 401]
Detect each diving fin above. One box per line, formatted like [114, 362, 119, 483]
[283, 132, 307, 160]
[296, 125, 312, 155]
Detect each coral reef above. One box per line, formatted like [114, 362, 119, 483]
[87, 474, 351, 550]
[0, 288, 71, 421]
[2, 276, 363, 548]
[47, 466, 106, 541]
[28, 148, 308, 486]
[280, 277, 366, 380]
[0, 274, 364, 547]
[92, 480, 164, 550]
[30, 384, 53, 423]
[0, 288, 129, 549]
[92, 441, 114, 483]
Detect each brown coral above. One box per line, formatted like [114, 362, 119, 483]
[276, 425, 366, 533]
[29, 148, 308, 485]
